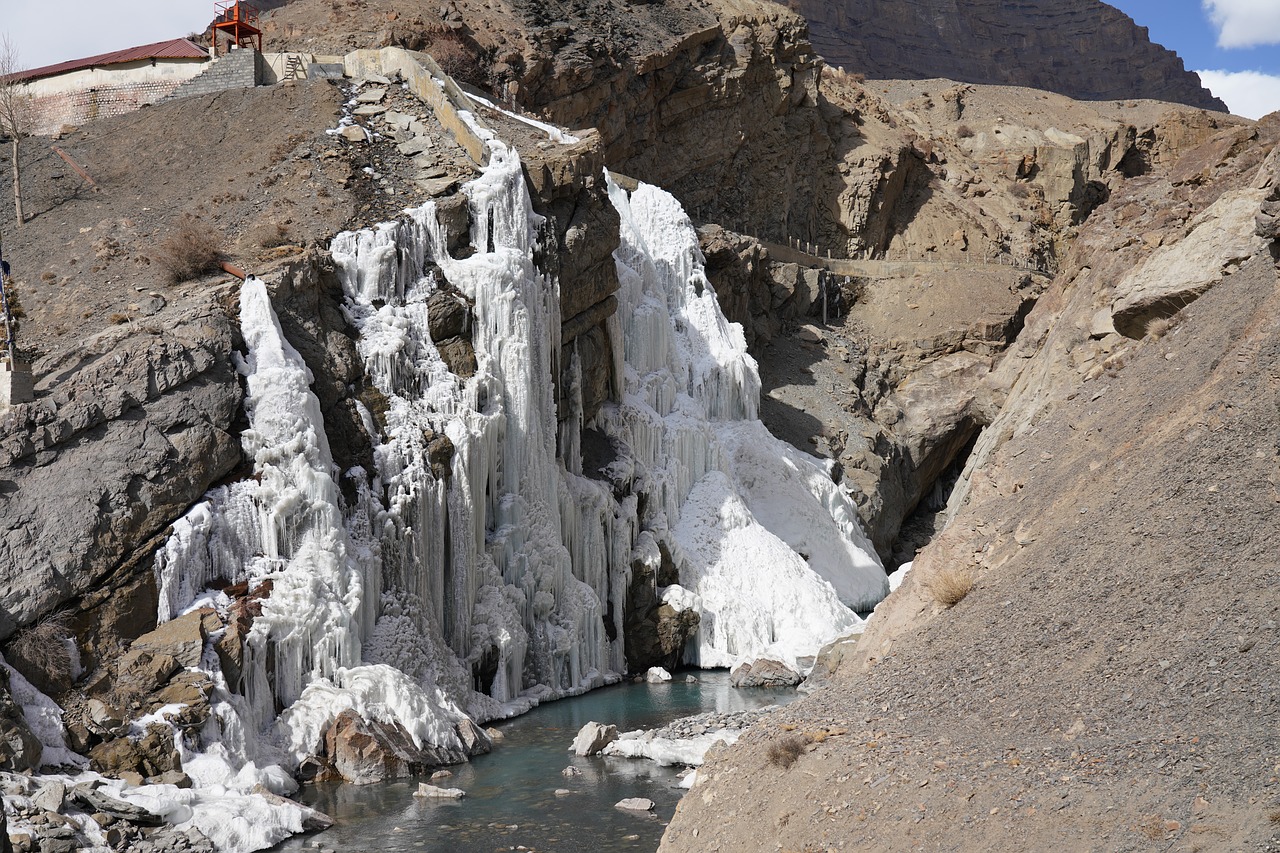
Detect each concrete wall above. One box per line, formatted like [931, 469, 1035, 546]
[20, 58, 209, 136]
[259, 52, 342, 85]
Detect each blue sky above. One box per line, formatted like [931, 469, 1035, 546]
[1109, 0, 1280, 117]
[4, 1, 1280, 118]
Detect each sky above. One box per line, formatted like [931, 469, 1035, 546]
[3, 0, 1279, 118]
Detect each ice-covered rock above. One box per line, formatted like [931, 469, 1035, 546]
[614, 797, 655, 811]
[645, 667, 672, 683]
[570, 722, 618, 756]
[414, 783, 466, 798]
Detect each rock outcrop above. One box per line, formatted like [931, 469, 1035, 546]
[783, 0, 1226, 112]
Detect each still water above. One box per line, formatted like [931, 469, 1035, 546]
[271, 672, 792, 853]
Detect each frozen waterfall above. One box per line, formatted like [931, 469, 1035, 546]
[145, 127, 885, 847]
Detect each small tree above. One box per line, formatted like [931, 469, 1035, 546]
[0, 34, 31, 226]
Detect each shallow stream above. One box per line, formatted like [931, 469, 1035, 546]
[271, 672, 792, 853]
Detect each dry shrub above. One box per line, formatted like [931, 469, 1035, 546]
[1009, 182, 1032, 199]
[247, 221, 293, 250]
[929, 565, 975, 608]
[1269, 808, 1280, 824]
[153, 215, 225, 283]
[766, 733, 810, 769]
[956, 124, 975, 139]
[109, 312, 129, 325]
[40, 271, 56, 283]
[5, 613, 74, 697]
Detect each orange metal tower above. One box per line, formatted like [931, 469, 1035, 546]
[210, 1, 263, 57]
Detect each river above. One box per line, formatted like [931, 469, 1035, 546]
[270, 672, 793, 852]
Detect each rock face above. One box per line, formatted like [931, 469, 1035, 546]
[783, 0, 1226, 112]
[0, 296, 242, 644]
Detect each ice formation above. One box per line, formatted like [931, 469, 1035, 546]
[139, 117, 884, 849]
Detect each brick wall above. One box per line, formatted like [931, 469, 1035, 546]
[27, 79, 188, 136]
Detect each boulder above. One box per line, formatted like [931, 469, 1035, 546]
[730, 659, 802, 688]
[69, 781, 165, 826]
[436, 336, 477, 378]
[30, 781, 66, 813]
[88, 724, 181, 780]
[314, 710, 487, 785]
[570, 722, 618, 756]
[128, 609, 219, 670]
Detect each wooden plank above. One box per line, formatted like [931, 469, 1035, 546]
[50, 147, 98, 190]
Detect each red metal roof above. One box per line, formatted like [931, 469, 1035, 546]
[12, 38, 208, 83]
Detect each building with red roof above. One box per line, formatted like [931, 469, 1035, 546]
[12, 38, 212, 136]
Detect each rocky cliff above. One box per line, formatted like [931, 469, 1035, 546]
[783, 0, 1228, 112]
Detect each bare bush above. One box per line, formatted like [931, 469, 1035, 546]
[929, 565, 975, 608]
[427, 31, 490, 90]
[765, 733, 809, 769]
[956, 124, 975, 139]
[5, 613, 74, 697]
[1009, 182, 1032, 199]
[153, 215, 225, 283]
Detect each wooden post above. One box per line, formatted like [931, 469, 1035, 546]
[11, 140, 22, 226]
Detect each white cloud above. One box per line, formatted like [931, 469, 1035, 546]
[1203, 0, 1280, 49]
[1197, 69, 1280, 119]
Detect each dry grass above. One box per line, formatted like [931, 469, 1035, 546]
[956, 124, 975, 139]
[153, 214, 225, 284]
[109, 312, 129, 325]
[1146, 315, 1178, 339]
[766, 733, 810, 769]
[1269, 808, 1280, 825]
[929, 565, 975, 608]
